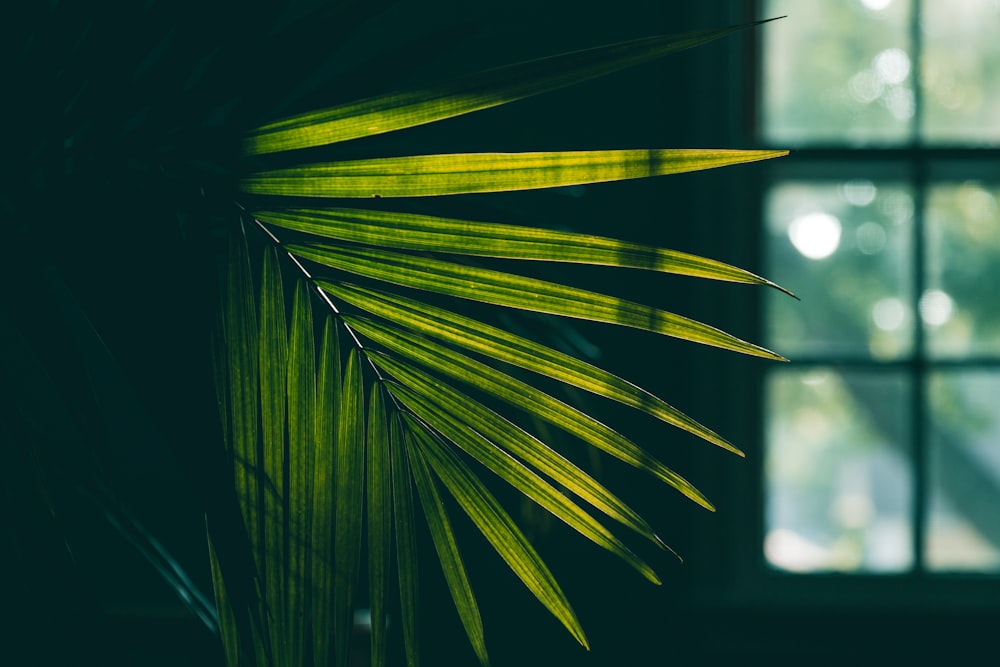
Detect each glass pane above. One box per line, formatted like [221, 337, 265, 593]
[924, 182, 1000, 357]
[762, 0, 914, 145]
[765, 180, 915, 359]
[926, 371, 1000, 571]
[765, 368, 913, 573]
[921, 0, 1000, 144]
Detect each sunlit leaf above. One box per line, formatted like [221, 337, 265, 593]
[408, 423, 588, 649]
[241, 149, 788, 198]
[295, 246, 783, 360]
[252, 206, 792, 294]
[403, 420, 489, 666]
[244, 20, 779, 154]
[323, 282, 743, 455]
[381, 368, 659, 583]
[348, 315, 713, 511]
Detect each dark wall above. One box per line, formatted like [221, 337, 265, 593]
[7, 1, 997, 665]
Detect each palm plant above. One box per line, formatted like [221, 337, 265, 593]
[2, 2, 787, 665]
[211, 14, 789, 667]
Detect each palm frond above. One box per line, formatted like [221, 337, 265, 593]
[243, 19, 780, 155]
[346, 314, 713, 512]
[241, 149, 786, 198]
[407, 419, 588, 650]
[381, 369, 659, 584]
[333, 348, 366, 667]
[322, 282, 744, 456]
[366, 382, 392, 667]
[297, 247, 782, 359]
[252, 206, 792, 294]
[403, 419, 489, 666]
[213, 18, 791, 667]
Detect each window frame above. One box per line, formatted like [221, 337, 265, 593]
[688, 0, 1000, 613]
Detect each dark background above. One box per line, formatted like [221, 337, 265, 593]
[3, 1, 996, 665]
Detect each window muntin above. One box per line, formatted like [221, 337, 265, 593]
[760, 0, 1000, 576]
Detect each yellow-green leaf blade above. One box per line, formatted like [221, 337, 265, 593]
[241, 149, 788, 198]
[244, 21, 778, 155]
[348, 315, 712, 513]
[323, 283, 742, 455]
[295, 245, 782, 360]
[408, 422, 588, 649]
[252, 207, 791, 294]
[404, 424, 488, 666]
[381, 366, 658, 584]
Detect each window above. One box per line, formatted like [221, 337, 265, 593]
[759, 0, 1000, 579]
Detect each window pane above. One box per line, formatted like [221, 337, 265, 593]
[765, 181, 915, 359]
[926, 371, 1000, 571]
[762, 0, 914, 145]
[921, 0, 1000, 144]
[925, 182, 1000, 357]
[765, 368, 913, 572]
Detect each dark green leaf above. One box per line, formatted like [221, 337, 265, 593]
[367, 383, 392, 667]
[333, 349, 366, 667]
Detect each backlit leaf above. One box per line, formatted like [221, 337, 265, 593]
[241, 149, 788, 198]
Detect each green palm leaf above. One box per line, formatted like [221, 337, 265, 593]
[241, 149, 787, 198]
[379, 364, 660, 584]
[366, 382, 392, 667]
[293, 246, 782, 359]
[346, 314, 713, 511]
[287, 278, 316, 667]
[259, 247, 288, 659]
[333, 348, 366, 667]
[322, 282, 743, 455]
[213, 17, 791, 667]
[404, 421, 489, 666]
[244, 20, 779, 155]
[312, 316, 340, 667]
[251, 206, 792, 294]
[407, 421, 588, 650]
[390, 413, 421, 667]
